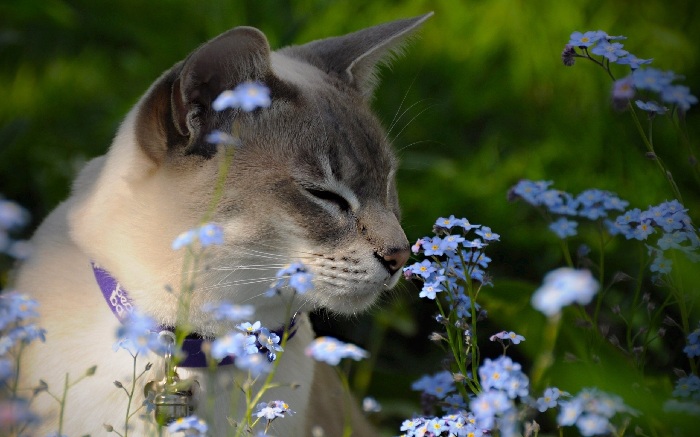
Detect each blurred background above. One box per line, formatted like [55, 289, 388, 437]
[2, 0, 699, 434]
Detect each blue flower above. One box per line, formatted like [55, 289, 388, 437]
[269, 262, 314, 295]
[509, 179, 553, 206]
[171, 229, 196, 250]
[212, 82, 271, 112]
[470, 390, 512, 430]
[536, 387, 565, 412]
[289, 271, 313, 294]
[405, 259, 437, 279]
[612, 76, 635, 101]
[632, 68, 676, 92]
[166, 415, 208, 435]
[531, 268, 600, 317]
[617, 54, 653, 69]
[576, 414, 610, 436]
[305, 336, 368, 366]
[257, 327, 284, 361]
[569, 31, 601, 47]
[255, 400, 294, 420]
[0, 292, 40, 331]
[423, 236, 445, 256]
[411, 370, 456, 400]
[683, 324, 700, 358]
[362, 396, 382, 413]
[672, 374, 700, 398]
[558, 398, 584, 426]
[114, 311, 165, 356]
[205, 129, 238, 145]
[210, 331, 257, 361]
[650, 253, 672, 275]
[661, 85, 698, 111]
[198, 223, 224, 247]
[419, 281, 445, 300]
[478, 356, 529, 400]
[475, 226, 499, 242]
[236, 352, 273, 376]
[632, 221, 655, 240]
[590, 41, 628, 62]
[0, 199, 29, 231]
[549, 217, 578, 239]
[172, 223, 224, 250]
[202, 301, 255, 322]
[489, 330, 525, 344]
[237, 321, 262, 334]
[635, 100, 668, 115]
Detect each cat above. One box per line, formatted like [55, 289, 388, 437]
[14, 12, 431, 436]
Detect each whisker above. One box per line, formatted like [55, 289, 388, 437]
[389, 102, 438, 144]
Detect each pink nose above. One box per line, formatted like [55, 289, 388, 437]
[379, 246, 411, 275]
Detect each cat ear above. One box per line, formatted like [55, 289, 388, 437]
[285, 13, 433, 98]
[135, 27, 277, 163]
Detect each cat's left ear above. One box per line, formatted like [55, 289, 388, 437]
[283, 12, 433, 99]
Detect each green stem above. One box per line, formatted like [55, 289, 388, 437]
[123, 354, 139, 437]
[530, 313, 562, 388]
[58, 373, 69, 435]
[336, 367, 354, 437]
[627, 102, 683, 203]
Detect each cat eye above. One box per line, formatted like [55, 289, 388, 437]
[305, 188, 351, 212]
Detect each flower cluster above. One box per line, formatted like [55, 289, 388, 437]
[509, 180, 628, 238]
[208, 319, 283, 375]
[556, 388, 636, 437]
[683, 322, 700, 358]
[563, 30, 697, 113]
[0, 197, 31, 260]
[171, 222, 225, 250]
[0, 292, 44, 431]
[607, 200, 699, 275]
[531, 268, 600, 317]
[400, 412, 482, 437]
[510, 180, 700, 275]
[405, 216, 497, 303]
[304, 336, 368, 366]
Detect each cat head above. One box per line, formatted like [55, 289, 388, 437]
[69, 14, 431, 322]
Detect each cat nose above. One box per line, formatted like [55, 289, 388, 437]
[378, 246, 411, 275]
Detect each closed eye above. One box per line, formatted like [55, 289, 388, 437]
[305, 188, 351, 212]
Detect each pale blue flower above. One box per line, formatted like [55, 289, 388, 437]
[205, 129, 237, 145]
[635, 100, 668, 115]
[661, 85, 698, 111]
[531, 268, 599, 317]
[617, 54, 653, 69]
[591, 41, 628, 62]
[305, 336, 368, 366]
[166, 415, 208, 435]
[198, 223, 224, 247]
[549, 217, 578, 239]
[171, 229, 196, 250]
[236, 352, 272, 376]
[210, 332, 257, 361]
[0, 199, 29, 230]
[212, 82, 271, 112]
[411, 370, 456, 400]
[202, 301, 255, 322]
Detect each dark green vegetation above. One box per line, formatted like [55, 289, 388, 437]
[3, 1, 699, 434]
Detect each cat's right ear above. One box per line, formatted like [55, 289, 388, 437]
[134, 27, 291, 165]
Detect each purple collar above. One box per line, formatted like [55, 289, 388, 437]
[92, 263, 296, 368]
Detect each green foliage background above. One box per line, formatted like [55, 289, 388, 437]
[2, 0, 699, 434]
